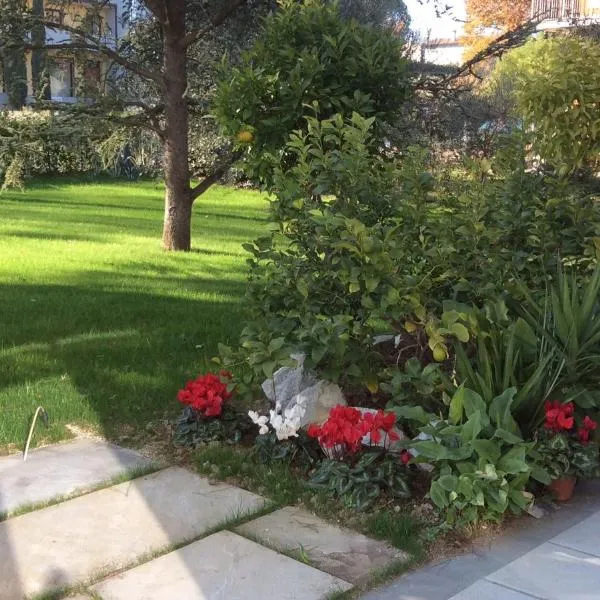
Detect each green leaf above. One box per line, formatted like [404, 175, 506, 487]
[450, 322, 470, 343]
[460, 411, 483, 442]
[498, 447, 531, 474]
[489, 388, 521, 436]
[457, 387, 487, 417]
[388, 405, 434, 425]
[449, 386, 465, 424]
[471, 440, 501, 463]
[438, 474, 459, 492]
[429, 480, 449, 508]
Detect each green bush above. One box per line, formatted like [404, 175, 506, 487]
[487, 35, 600, 175]
[403, 387, 548, 527]
[214, 0, 410, 189]
[0, 110, 103, 187]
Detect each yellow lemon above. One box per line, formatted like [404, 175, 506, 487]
[237, 130, 254, 143]
[432, 346, 447, 362]
[366, 379, 379, 394]
[404, 321, 417, 333]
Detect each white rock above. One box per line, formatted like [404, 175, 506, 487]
[261, 353, 317, 410]
[298, 380, 347, 426]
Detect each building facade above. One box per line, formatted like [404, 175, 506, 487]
[532, 0, 600, 29]
[0, 0, 126, 106]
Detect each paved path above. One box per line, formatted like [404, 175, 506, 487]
[362, 480, 600, 600]
[0, 440, 404, 599]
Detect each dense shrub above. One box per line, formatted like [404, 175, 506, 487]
[486, 35, 600, 175]
[214, 0, 410, 189]
[0, 110, 103, 187]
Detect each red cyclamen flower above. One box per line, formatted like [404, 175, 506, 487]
[544, 401, 574, 432]
[177, 372, 232, 418]
[400, 450, 411, 465]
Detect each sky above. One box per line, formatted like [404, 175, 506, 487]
[405, 0, 466, 40]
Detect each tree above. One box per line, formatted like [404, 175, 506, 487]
[0, 0, 270, 251]
[30, 0, 49, 100]
[334, 0, 410, 28]
[214, 0, 410, 191]
[462, 0, 530, 57]
[487, 35, 600, 175]
[0, 0, 27, 108]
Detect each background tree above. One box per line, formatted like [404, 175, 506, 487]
[486, 35, 600, 175]
[30, 0, 50, 100]
[0, 0, 271, 251]
[462, 0, 530, 57]
[0, 0, 27, 108]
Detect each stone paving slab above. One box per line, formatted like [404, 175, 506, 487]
[550, 511, 600, 557]
[448, 580, 535, 600]
[0, 467, 265, 600]
[93, 530, 353, 600]
[236, 506, 407, 584]
[0, 439, 152, 515]
[486, 541, 600, 600]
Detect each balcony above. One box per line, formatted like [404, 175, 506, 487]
[532, 0, 580, 20]
[532, 0, 600, 26]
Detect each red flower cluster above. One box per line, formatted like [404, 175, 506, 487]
[544, 401, 574, 432]
[578, 416, 598, 444]
[307, 405, 399, 454]
[177, 371, 232, 418]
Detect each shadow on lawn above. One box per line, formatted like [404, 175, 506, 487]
[0, 279, 247, 443]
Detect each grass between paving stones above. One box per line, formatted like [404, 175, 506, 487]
[0, 178, 267, 449]
[27, 498, 277, 600]
[194, 443, 432, 562]
[0, 462, 161, 522]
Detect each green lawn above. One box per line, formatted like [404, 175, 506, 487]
[0, 178, 267, 448]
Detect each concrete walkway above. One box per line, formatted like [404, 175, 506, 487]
[0, 440, 405, 600]
[362, 480, 600, 600]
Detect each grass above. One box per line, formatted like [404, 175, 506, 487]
[194, 443, 428, 559]
[0, 177, 268, 447]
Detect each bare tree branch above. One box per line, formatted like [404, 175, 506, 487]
[190, 150, 242, 202]
[415, 19, 539, 95]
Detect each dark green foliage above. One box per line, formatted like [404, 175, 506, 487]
[308, 451, 411, 511]
[0, 0, 27, 108]
[30, 0, 49, 100]
[173, 405, 252, 447]
[515, 265, 600, 392]
[381, 358, 447, 414]
[253, 430, 322, 466]
[214, 0, 410, 189]
[532, 433, 600, 481]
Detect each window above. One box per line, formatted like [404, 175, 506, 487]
[89, 15, 103, 37]
[49, 59, 74, 99]
[44, 8, 64, 25]
[84, 61, 101, 93]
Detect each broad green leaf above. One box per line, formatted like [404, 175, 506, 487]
[429, 480, 449, 508]
[471, 439, 501, 463]
[438, 474, 459, 492]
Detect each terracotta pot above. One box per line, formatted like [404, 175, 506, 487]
[548, 476, 577, 502]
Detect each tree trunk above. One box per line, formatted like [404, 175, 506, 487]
[31, 0, 50, 100]
[161, 0, 192, 251]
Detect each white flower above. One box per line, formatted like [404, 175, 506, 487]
[248, 410, 269, 435]
[275, 422, 299, 440]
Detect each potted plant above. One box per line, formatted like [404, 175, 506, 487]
[534, 401, 599, 501]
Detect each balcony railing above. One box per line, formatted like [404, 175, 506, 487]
[531, 0, 581, 20]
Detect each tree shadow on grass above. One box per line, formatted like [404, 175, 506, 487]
[0, 281, 248, 444]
